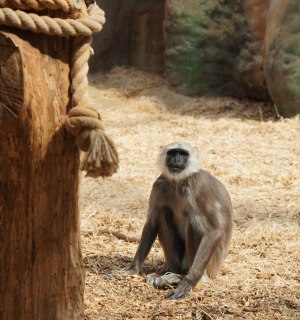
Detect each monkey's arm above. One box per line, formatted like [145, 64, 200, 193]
[128, 215, 159, 275]
[165, 229, 223, 299]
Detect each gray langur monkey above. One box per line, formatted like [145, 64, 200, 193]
[128, 141, 233, 299]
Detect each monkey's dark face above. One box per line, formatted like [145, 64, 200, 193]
[166, 148, 190, 173]
[157, 141, 200, 180]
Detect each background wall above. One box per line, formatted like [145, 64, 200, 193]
[90, 0, 300, 117]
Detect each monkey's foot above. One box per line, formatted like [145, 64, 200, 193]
[164, 278, 192, 299]
[146, 272, 182, 289]
[200, 272, 210, 283]
[127, 263, 139, 275]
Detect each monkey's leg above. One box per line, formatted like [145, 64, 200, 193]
[165, 228, 223, 299]
[158, 207, 186, 273]
[146, 208, 186, 289]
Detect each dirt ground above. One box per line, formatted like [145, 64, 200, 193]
[81, 67, 300, 319]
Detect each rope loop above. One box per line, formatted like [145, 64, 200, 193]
[0, 0, 119, 178]
[0, 4, 105, 36]
[0, 0, 75, 12]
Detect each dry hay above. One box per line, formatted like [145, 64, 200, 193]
[81, 67, 300, 319]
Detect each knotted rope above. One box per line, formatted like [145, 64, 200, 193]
[0, 0, 119, 177]
[65, 107, 119, 177]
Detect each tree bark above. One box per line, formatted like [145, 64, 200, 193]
[0, 30, 84, 320]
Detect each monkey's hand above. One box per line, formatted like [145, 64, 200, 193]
[164, 278, 192, 299]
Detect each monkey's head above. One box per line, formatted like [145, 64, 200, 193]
[157, 141, 200, 180]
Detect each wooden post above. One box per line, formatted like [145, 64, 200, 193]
[0, 30, 84, 320]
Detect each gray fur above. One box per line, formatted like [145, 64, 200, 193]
[129, 142, 233, 299]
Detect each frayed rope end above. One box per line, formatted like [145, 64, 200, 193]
[65, 106, 119, 178]
[80, 129, 119, 178]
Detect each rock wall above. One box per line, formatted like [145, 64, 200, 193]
[89, 0, 138, 72]
[243, 0, 269, 91]
[264, 0, 300, 117]
[90, 0, 300, 117]
[164, 0, 270, 100]
[89, 0, 164, 74]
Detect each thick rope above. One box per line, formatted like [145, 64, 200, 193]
[0, 0, 74, 12]
[71, 35, 91, 106]
[67, 32, 119, 177]
[65, 107, 119, 177]
[0, 1, 119, 178]
[0, 5, 105, 36]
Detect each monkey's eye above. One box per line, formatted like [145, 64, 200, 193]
[180, 150, 189, 157]
[167, 149, 189, 157]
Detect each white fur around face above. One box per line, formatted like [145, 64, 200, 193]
[157, 141, 200, 180]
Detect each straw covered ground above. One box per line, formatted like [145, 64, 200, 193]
[81, 67, 300, 319]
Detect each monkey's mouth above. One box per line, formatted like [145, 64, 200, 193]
[168, 166, 184, 173]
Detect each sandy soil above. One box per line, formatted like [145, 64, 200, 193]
[81, 67, 300, 319]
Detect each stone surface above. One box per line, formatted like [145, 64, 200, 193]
[90, 0, 136, 72]
[164, 0, 270, 100]
[264, 0, 300, 117]
[90, 0, 164, 74]
[128, 0, 165, 74]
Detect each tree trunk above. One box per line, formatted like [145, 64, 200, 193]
[0, 30, 84, 320]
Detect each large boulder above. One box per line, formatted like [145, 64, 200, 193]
[164, 0, 270, 100]
[264, 0, 300, 117]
